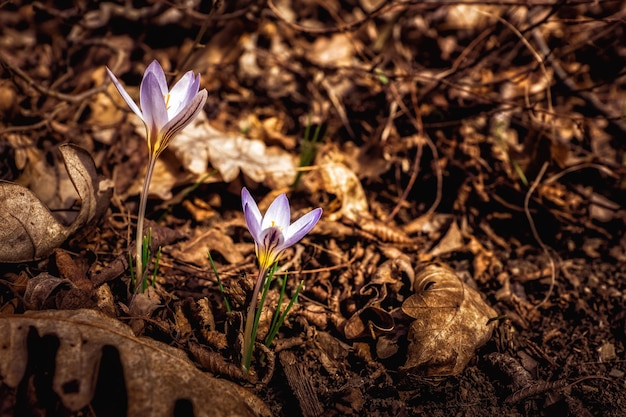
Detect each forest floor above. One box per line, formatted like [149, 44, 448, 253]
[1, 1, 626, 416]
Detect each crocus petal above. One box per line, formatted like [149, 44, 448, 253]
[105, 67, 144, 120]
[244, 202, 263, 242]
[262, 194, 291, 230]
[144, 60, 168, 96]
[140, 72, 169, 133]
[160, 90, 207, 147]
[241, 188, 263, 225]
[242, 188, 263, 241]
[167, 71, 197, 117]
[283, 208, 322, 248]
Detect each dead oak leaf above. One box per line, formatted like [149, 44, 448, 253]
[401, 263, 497, 376]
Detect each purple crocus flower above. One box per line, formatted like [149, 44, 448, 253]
[106, 60, 207, 157]
[240, 187, 322, 370]
[242, 187, 322, 271]
[106, 60, 207, 288]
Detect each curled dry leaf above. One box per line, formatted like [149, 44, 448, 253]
[401, 263, 497, 376]
[343, 258, 413, 340]
[343, 303, 395, 340]
[0, 309, 269, 417]
[0, 144, 113, 263]
[24, 273, 75, 309]
[24, 272, 93, 311]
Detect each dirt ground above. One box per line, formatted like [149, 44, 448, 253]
[1, 1, 626, 416]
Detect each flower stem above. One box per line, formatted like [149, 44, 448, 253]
[241, 267, 267, 371]
[135, 155, 157, 292]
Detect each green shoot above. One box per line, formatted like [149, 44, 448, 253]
[149, 246, 162, 290]
[207, 250, 232, 313]
[128, 228, 162, 294]
[375, 68, 389, 85]
[265, 278, 304, 347]
[292, 115, 324, 188]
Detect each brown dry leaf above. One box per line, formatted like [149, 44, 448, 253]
[86, 63, 135, 145]
[0, 144, 113, 262]
[401, 263, 497, 376]
[445, 5, 501, 30]
[0, 309, 268, 417]
[308, 33, 357, 67]
[171, 227, 245, 267]
[11, 137, 102, 223]
[428, 221, 464, 257]
[316, 160, 370, 222]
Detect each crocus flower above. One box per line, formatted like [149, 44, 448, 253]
[240, 187, 322, 370]
[106, 60, 207, 158]
[106, 60, 207, 290]
[242, 187, 322, 271]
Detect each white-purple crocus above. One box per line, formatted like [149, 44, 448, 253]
[242, 187, 322, 271]
[106, 60, 207, 289]
[106, 60, 208, 158]
[240, 187, 322, 370]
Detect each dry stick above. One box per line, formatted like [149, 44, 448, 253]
[530, 25, 626, 136]
[475, 8, 559, 309]
[474, 8, 554, 119]
[417, 26, 493, 103]
[386, 19, 500, 222]
[172, 2, 219, 80]
[524, 162, 556, 309]
[0, 107, 64, 135]
[0, 53, 108, 104]
[267, 0, 604, 35]
[384, 81, 442, 223]
[545, 163, 618, 185]
[279, 350, 324, 417]
[385, 84, 423, 222]
[267, 0, 397, 34]
[506, 375, 613, 405]
[0, 38, 124, 118]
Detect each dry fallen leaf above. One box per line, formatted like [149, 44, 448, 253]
[124, 113, 296, 199]
[0, 144, 113, 263]
[171, 226, 245, 267]
[401, 263, 497, 376]
[316, 160, 370, 222]
[343, 258, 413, 340]
[308, 33, 357, 67]
[0, 309, 269, 417]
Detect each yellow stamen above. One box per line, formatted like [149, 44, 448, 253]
[164, 93, 171, 110]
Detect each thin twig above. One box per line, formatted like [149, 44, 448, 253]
[0, 53, 108, 104]
[531, 22, 626, 135]
[524, 162, 557, 309]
